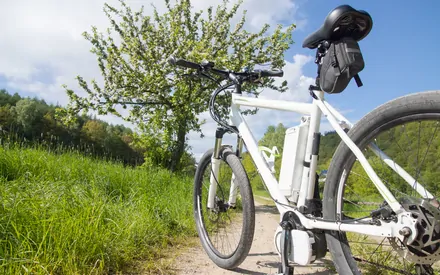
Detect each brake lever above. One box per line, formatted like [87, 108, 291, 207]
[182, 69, 212, 81]
[201, 72, 222, 85]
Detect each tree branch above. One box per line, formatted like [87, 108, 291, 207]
[98, 101, 172, 107]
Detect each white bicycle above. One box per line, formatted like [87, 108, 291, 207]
[170, 5, 440, 275]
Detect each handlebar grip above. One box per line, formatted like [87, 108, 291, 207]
[258, 69, 284, 78]
[168, 56, 200, 70]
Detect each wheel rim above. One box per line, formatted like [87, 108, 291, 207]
[196, 158, 244, 259]
[336, 116, 440, 274]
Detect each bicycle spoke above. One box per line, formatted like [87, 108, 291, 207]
[197, 154, 249, 259]
[414, 122, 439, 184]
[337, 117, 440, 274]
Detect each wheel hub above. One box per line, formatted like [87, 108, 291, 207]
[389, 197, 440, 265]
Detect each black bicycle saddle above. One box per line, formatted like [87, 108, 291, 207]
[302, 5, 373, 49]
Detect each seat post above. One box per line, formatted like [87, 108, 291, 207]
[313, 41, 330, 92]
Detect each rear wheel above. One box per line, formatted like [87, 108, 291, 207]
[323, 91, 440, 274]
[194, 147, 255, 269]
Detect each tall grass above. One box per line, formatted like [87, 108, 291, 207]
[0, 145, 195, 274]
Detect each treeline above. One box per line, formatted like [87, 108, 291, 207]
[256, 123, 339, 167]
[0, 89, 144, 165]
[242, 123, 339, 191]
[245, 121, 440, 202]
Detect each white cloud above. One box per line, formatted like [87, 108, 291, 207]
[0, 0, 306, 159]
[0, 0, 303, 97]
[0, 0, 121, 104]
[244, 54, 315, 134]
[194, 0, 299, 31]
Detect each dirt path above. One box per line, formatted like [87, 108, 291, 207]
[173, 200, 335, 275]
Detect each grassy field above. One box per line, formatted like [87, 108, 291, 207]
[0, 145, 196, 274]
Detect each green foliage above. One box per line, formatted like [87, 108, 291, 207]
[252, 120, 440, 202]
[242, 123, 286, 192]
[318, 130, 340, 169]
[0, 89, 144, 165]
[244, 125, 342, 194]
[0, 105, 15, 132]
[62, 0, 295, 171]
[242, 152, 263, 190]
[13, 98, 47, 135]
[259, 123, 287, 153]
[0, 89, 21, 106]
[345, 121, 440, 202]
[81, 120, 107, 143]
[0, 145, 195, 274]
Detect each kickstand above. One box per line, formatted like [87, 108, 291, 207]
[278, 218, 294, 275]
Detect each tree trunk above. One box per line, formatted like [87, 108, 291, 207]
[169, 123, 187, 172]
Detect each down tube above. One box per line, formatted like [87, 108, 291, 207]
[230, 104, 290, 211]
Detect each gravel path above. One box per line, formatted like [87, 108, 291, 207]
[173, 201, 335, 275]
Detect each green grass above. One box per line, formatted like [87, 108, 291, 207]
[252, 188, 270, 199]
[0, 145, 196, 274]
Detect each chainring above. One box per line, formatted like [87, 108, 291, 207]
[389, 197, 440, 265]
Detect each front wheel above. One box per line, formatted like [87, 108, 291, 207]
[323, 91, 440, 274]
[193, 146, 255, 269]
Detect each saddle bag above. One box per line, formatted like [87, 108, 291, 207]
[319, 38, 365, 94]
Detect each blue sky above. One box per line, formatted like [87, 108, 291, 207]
[291, 1, 440, 122]
[0, 0, 438, 159]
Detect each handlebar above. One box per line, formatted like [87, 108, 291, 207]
[168, 56, 201, 70]
[168, 56, 283, 133]
[256, 69, 284, 78]
[168, 56, 284, 81]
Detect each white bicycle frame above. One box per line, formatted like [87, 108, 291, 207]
[208, 89, 433, 243]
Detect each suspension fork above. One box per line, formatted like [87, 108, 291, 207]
[207, 127, 227, 209]
[228, 136, 244, 206]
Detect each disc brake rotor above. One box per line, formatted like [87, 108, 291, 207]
[389, 197, 440, 265]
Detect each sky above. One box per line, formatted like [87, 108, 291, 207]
[0, 0, 439, 161]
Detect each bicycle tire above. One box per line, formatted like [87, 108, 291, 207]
[193, 146, 255, 269]
[323, 90, 440, 274]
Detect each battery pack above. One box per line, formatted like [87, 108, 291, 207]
[278, 117, 310, 200]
